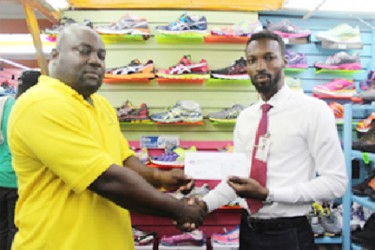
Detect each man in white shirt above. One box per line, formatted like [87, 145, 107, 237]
[198, 30, 348, 249]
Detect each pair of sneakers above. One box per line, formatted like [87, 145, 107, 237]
[151, 100, 203, 124]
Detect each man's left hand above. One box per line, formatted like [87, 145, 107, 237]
[160, 168, 195, 194]
[227, 176, 268, 201]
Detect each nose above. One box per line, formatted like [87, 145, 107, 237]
[87, 51, 101, 66]
[255, 59, 266, 72]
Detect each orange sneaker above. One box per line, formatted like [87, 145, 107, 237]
[356, 112, 375, 133]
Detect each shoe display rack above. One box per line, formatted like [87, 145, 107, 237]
[344, 104, 375, 250]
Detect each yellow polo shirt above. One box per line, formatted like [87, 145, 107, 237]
[8, 76, 135, 250]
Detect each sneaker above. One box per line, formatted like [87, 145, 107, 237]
[352, 214, 375, 249]
[211, 226, 239, 245]
[120, 103, 150, 122]
[43, 17, 93, 36]
[314, 51, 361, 70]
[105, 59, 155, 80]
[132, 227, 156, 246]
[172, 183, 210, 199]
[150, 146, 197, 167]
[210, 20, 263, 37]
[116, 100, 136, 118]
[160, 230, 205, 246]
[359, 70, 375, 91]
[356, 113, 375, 133]
[266, 19, 311, 38]
[157, 55, 209, 79]
[156, 13, 207, 34]
[315, 23, 361, 44]
[210, 57, 249, 80]
[207, 104, 245, 122]
[320, 208, 342, 236]
[286, 49, 308, 69]
[285, 77, 303, 93]
[329, 102, 344, 120]
[151, 100, 203, 123]
[307, 210, 325, 237]
[95, 14, 150, 35]
[134, 147, 149, 164]
[313, 79, 355, 97]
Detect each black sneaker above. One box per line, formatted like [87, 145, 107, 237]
[352, 170, 375, 196]
[210, 57, 248, 80]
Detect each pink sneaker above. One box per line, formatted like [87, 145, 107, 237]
[313, 79, 356, 97]
[211, 226, 239, 245]
[160, 230, 205, 246]
[157, 55, 209, 79]
[314, 52, 361, 70]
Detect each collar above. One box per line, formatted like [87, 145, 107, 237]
[39, 75, 91, 105]
[256, 84, 292, 111]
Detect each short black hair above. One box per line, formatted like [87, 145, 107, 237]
[16, 70, 41, 98]
[246, 30, 286, 56]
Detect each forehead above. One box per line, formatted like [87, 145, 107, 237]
[246, 39, 281, 56]
[64, 28, 105, 49]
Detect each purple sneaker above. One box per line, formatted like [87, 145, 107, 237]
[286, 49, 308, 69]
[160, 230, 205, 246]
[360, 70, 375, 91]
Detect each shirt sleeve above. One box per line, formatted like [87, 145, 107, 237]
[13, 98, 115, 194]
[271, 101, 348, 203]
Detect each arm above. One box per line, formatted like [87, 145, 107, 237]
[89, 164, 204, 230]
[124, 156, 194, 193]
[271, 101, 348, 203]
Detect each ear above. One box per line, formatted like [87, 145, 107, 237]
[283, 54, 288, 66]
[50, 48, 59, 59]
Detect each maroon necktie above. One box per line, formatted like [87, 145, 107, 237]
[247, 103, 272, 214]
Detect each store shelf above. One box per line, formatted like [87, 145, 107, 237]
[352, 150, 375, 164]
[351, 195, 375, 211]
[351, 243, 362, 250]
[314, 69, 363, 75]
[314, 236, 342, 244]
[155, 34, 205, 44]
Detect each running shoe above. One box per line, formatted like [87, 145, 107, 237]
[150, 100, 203, 123]
[105, 59, 155, 80]
[160, 230, 205, 246]
[211, 226, 239, 245]
[356, 113, 375, 133]
[314, 51, 361, 70]
[266, 19, 311, 38]
[313, 79, 355, 98]
[329, 102, 344, 120]
[43, 17, 93, 36]
[96, 14, 150, 35]
[210, 20, 263, 37]
[210, 57, 249, 80]
[116, 100, 150, 123]
[207, 104, 245, 122]
[359, 70, 375, 91]
[132, 227, 156, 246]
[307, 209, 325, 237]
[157, 55, 209, 79]
[315, 23, 361, 44]
[285, 77, 303, 93]
[156, 13, 208, 34]
[320, 208, 342, 236]
[150, 146, 197, 167]
[286, 49, 308, 69]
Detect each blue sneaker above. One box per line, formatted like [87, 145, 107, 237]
[155, 13, 208, 34]
[150, 100, 203, 123]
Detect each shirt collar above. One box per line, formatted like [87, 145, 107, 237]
[39, 75, 89, 104]
[256, 84, 292, 111]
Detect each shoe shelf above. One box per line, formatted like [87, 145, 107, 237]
[284, 68, 308, 74]
[351, 195, 375, 211]
[157, 78, 206, 85]
[205, 79, 250, 86]
[100, 34, 149, 44]
[315, 40, 364, 50]
[314, 236, 342, 244]
[104, 78, 152, 84]
[351, 243, 362, 250]
[282, 36, 310, 45]
[155, 34, 205, 44]
[204, 35, 248, 44]
[352, 150, 375, 165]
[314, 69, 363, 75]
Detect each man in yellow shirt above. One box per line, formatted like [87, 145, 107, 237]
[8, 24, 204, 250]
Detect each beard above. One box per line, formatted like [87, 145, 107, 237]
[251, 69, 282, 94]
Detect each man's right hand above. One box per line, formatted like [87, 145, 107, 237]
[174, 198, 207, 232]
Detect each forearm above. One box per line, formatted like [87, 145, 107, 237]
[202, 180, 238, 212]
[123, 156, 163, 188]
[89, 164, 182, 219]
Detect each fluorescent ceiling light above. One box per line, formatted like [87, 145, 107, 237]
[45, 0, 69, 10]
[283, 0, 375, 13]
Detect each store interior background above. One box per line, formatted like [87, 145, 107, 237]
[1, 1, 375, 250]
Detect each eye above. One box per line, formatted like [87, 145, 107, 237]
[264, 55, 275, 61]
[247, 58, 256, 64]
[98, 50, 106, 60]
[78, 46, 91, 56]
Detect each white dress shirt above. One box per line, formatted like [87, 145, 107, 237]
[203, 84, 348, 219]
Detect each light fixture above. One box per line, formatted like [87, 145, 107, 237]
[45, 0, 70, 11]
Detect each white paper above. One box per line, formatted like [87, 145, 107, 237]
[184, 152, 249, 180]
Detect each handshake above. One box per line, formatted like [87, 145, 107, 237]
[173, 194, 208, 232]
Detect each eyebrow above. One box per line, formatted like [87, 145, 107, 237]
[78, 43, 106, 52]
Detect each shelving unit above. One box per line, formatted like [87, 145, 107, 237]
[344, 104, 375, 250]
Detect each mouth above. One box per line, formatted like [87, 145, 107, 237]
[84, 71, 101, 80]
[255, 74, 270, 82]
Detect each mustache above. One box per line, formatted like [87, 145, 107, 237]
[254, 73, 271, 80]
